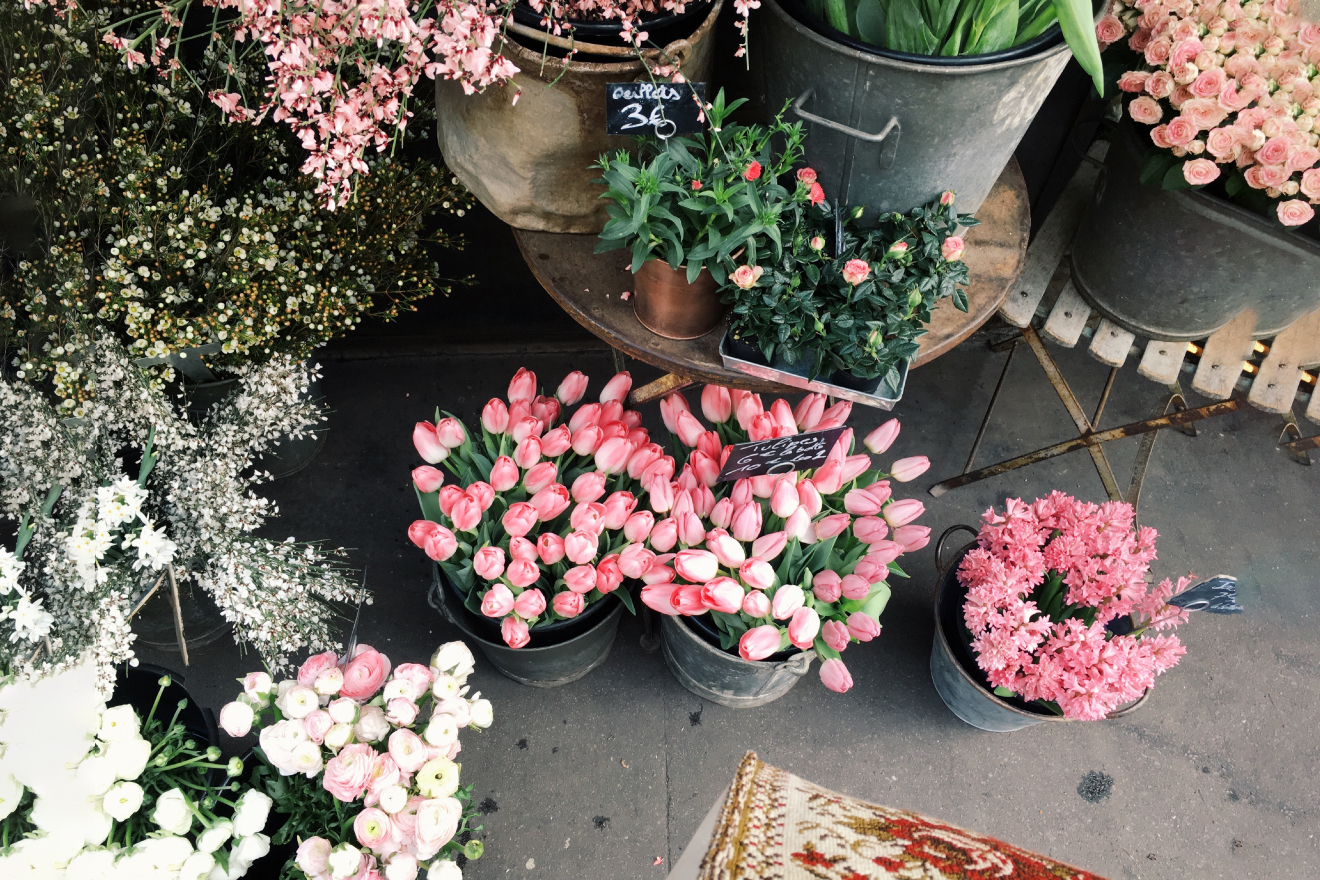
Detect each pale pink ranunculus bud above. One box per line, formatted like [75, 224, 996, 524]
[649, 517, 679, 552]
[506, 559, 540, 588]
[821, 620, 850, 653]
[883, 498, 924, 527]
[388, 729, 429, 774]
[700, 577, 745, 614]
[508, 367, 538, 404]
[299, 649, 339, 687]
[940, 236, 965, 262]
[819, 658, 853, 693]
[502, 616, 530, 648]
[841, 259, 871, 286]
[557, 371, 590, 406]
[479, 581, 513, 616]
[844, 489, 884, 516]
[219, 701, 254, 737]
[297, 837, 333, 877]
[385, 699, 418, 729]
[564, 530, 599, 565]
[314, 667, 344, 697]
[815, 513, 852, 541]
[599, 371, 633, 403]
[739, 558, 776, 592]
[641, 582, 681, 615]
[731, 501, 763, 542]
[512, 436, 542, 469]
[742, 590, 771, 618]
[847, 612, 881, 642]
[709, 497, 735, 529]
[701, 385, 733, 423]
[595, 437, 633, 475]
[413, 422, 447, 464]
[523, 462, 559, 496]
[540, 425, 573, 457]
[673, 549, 719, 583]
[412, 466, 445, 494]
[571, 471, 607, 503]
[513, 588, 547, 619]
[501, 502, 539, 539]
[841, 574, 871, 601]
[554, 590, 585, 619]
[793, 393, 826, 430]
[771, 584, 805, 620]
[705, 530, 746, 568]
[536, 532, 566, 565]
[864, 419, 900, 454]
[890, 455, 931, 482]
[569, 402, 602, 433]
[624, 511, 655, 543]
[787, 606, 820, 650]
[770, 478, 801, 518]
[891, 524, 931, 552]
[739, 625, 783, 661]
[812, 570, 842, 603]
[488, 456, 520, 492]
[751, 531, 787, 562]
[481, 399, 510, 434]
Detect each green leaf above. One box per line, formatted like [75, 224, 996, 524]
[415, 486, 442, 523]
[969, 0, 1019, 54]
[1053, 0, 1104, 95]
[993, 685, 1017, 697]
[813, 637, 841, 661]
[1162, 162, 1197, 191]
[856, 0, 888, 44]
[858, 583, 891, 619]
[615, 589, 636, 615]
[1139, 149, 1179, 187]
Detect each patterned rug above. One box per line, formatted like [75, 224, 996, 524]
[698, 752, 1107, 880]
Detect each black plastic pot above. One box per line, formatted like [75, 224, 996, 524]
[438, 566, 618, 649]
[827, 368, 880, 392]
[726, 334, 770, 366]
[684, 612, 798, 663]
[510, 1, 713, 58]
[110, 662, 218, 754]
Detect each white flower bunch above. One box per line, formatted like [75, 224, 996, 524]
[65, 475, 177, 591]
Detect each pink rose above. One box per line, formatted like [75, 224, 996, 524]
[1117, 71, 1150, 93]
[841, 259, 871, 286]
[1182, 98, 1227, 132]
[730, 264, 764, 290]
[738, 625, 783, 661]
[1300, 168, 1320, 200]
[1144, 38, 1171, 66]
[1278, 199, 1316, 226]
[1095, 14, 1124, 44]
[1165, 116, 1197, 146]
[553, 591, 585, 618]
[1257, 135, 1291, 166]
[304, 710, 334, 744]
[501, 615, 530, 648]
[940, 236, 965, 261]
[1205, 127, 1241, 160]
[1182, 158, 1221, 186]
[298, 650, 339, 687]
[323, 743, 376, 802]
[480, 583, 515, 618]
[1146, 71, 1175, 99]
[341, 647, 392, 701]
[1288, 146, 1320, 174]
[1128, 96, 1163, 125]
[1150, 124, 1174, 149]
[1190, 67, 1226, 99]
[1258, 164, 1291, 189]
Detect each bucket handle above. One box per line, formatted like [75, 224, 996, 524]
[792, 90, 900, 168]
[935, 524, 979, 580]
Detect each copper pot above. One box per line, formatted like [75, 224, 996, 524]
[632, 260, 725, 340]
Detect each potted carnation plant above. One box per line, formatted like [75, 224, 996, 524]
[593, 90, 815, 339]
[1070, 0, 1320, 341]
[407, 367, 654, 685]
[216, 641, 492, 879]
[634, 386, 933, 706]
[931, 493, 1201, 731]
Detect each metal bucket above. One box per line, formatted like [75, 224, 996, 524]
[756, 0, 1072, 219]
[434, 2, 722, 233]
[661, 614, 814, 708]
[1071, 121, 1320, 341]
[428, 565, 624, 687]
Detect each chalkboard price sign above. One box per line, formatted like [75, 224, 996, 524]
[716, 427, 849, 483]
[606, 82, 706, 138]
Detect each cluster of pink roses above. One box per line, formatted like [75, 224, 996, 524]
[219, 642, 492, 880]
[408, 367, 654, 648]
[1108, 0, 1320, 225]
[957, 492, 1191, 721]
[633, 385, 932, 694]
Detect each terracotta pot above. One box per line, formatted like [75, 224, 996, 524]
[632, 260, 725, 339]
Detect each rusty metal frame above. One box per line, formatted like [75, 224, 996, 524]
[930, 325, 1243, 513]
[1278, 409, 1318, 465]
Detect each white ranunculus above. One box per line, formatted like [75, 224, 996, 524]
[103, 780, 145, 821]
[382, 679, 413, 703]
[326, 698, 360, 726]
[468, 698, 493, 730]
[258, 719, 308, 775]
[427, 859, 463, 880]
[151, 788, 194, 835]
[275, 684, 320, 720]
[77, 755, 117, 796]
[276, 679, 298, 700]
[430, 642, 475, 679]
[231, 790, 273, 838]
[383, 853, 419, 880]
[242, 672, 275, 704]
[422, 715, 458, 748]
[414, 797, 462, 855]
[378, 783, 408, 814]
[291, 741, 324, 777]
[179, 850, 217, 880]
[66, 846, 117, 878]
[0, 770, 24, 821]
[431, 697, 470, 729]
[5, 834, 84, 875]
[97, 705, 141, 742]
[429, 675, 459, 702]
[232, 833, 270, 865]
[218, 701, 255, 738]
[415, 758, 459, 799]
[323, 722, 354, 751]
[136, 834, 195, 870]
[327, 842, 364, 880]
[196, 819, 234, 853]
[33, 791, 112, 848]
[354, 706, 390, 743]
[106, 736, 152, 781]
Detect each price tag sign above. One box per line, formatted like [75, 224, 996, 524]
[606, 82, 706, 139]
[716, 428, 848, 483]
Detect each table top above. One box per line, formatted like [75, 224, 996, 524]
[514, 159, 1029, 394]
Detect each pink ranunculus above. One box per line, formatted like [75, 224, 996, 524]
[742, 590, 771, 618]
[341, 646, 392, 701]
[815, 513, 852, 541]
[812, 570, 842, 603]
[596, 555, 624, 594]
[304, 709, 335, 744]
[940, 236, 965, 262]
[739, 625, 783, 661]
[821, 620, 851, 652]
[554, 591, 585, 618]
[480, 583, 515, 618]
[847, 612, 882, 642]
[506, 559, 540, 589]
[529, 484, 571, 521]
[641, 582, 682, 614]
[299, 650, 340, 687]
[700, 577, 745, 614]
[673, 549, 719, 583]
[731, 264, 764, 289]
[481, 399, 510, 435]
[557, 371, 589, 406]
[385, 698, 419, 728]
[819, 658, 854, 693]
[563, 564, 598, 594]
[297, 837, 332, 877]
[388, 729, 429, 774]
[514, 588, 547, 619]
[599, 371, 633, 404]
[219, 701, 254, 737]
[841, 259, 871, 286]
[751, 531, 787, 562]
[1182, 158, 1221, 186]
[891, 524, 931, 551]
[771, 584, 805, 620]
[502, 616, 530, 648]
[1278, 199, 1316, 226]
[324, 743, 377, 801]
[563, 530, 599, 565]
[787, 606, 820, 649]
[840, 574, 871, 601]
[393, 663, 433, 698]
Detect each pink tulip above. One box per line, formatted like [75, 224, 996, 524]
[819, 658, 853, 693]
[509, 537, 538, 561]
[749, 474, 778, 499]
[563, 564, 598, 594]
[600, 371, 632, 403]
[747, 412, 778, 441]
[513, 436, 542, 469]
[601, 491, 637, 529]
[568, 502, 605, 535]
[739, 625, 783, 661]
[658, 393, 690, 434]
[841, 454, 871, 484]
[812, 459, 844, 495]
[412, 466, 445, 494]
[649, 517, 679, 552]
[413, 423, 447, 464]
[667, 585, 703, 615]
[707, 497, 733, 529]
[673, 549, 718, 583]
[892, 524, 931, 552]
[623, 511, 655, 543]
[883, 498, 924, 527]
[537, 533, 566, 565]
[771, 584, 804, 619]
[673, 511, 703, 547]
[501, 615, 530, 648]
[865, 540, 905, 565]
[473, 547, 507, 582]
[523, 462, 559, 496]
[568, 402, 602, 433]
[437, 486, 464, 518]
[671, 489, 694, 518]
[690, 451, 720, 488]
[598, 420, 628, 443]
[864, 419, 900, 454]
[815, 401, 852, 430]
[734, 393, 764, 431]
[626, 443, 663, 479]
[731, 502, 763, 542]
[645, 474, 674, 514]
[706, 531, 746, 568]
[593, 437, 631, 475]
[506, 559, 540, 588]
[507, 367, 538, 404]
[822, 620, 850, 652]
[812, 570, 842, 603]
[448, 497, 482, 533]
[795, 481, 823, 517]
[841, 574, 870, 601]
[501, 502, 539, 539]
[701, 385, 733, 423]
[529, 484, 571, 521]
[514, 588, 547, 619]
[850, 517, 885, 544]
[674, 410, 706, 448]
[423, 527, 458, 563]
[794, 393, 826, 431]
[815, 513, 852, 541]
[618, 543, 655, 579]
[571, 425, 604, 456]
[853, 559, 889, 584]
[488, 456, 519, 492]
[508, 399, 531, 425]
[564, 530, 599, 565]
[465, 482, 495, 512]
[770, 479, 801, 518]
[890, 455, 930, 482]
[784, 508, 811, 542]
[844, 489, 885, 516]
[408, 519, 439, 550]
[481, 399, 510, 434]
[700, 577, 745, 614]
[641, 583, 681, 614]
[846, 612, 881, 642]
[742, 590, 771, 618]
[539, 425, 572, 457]
[739, 558, 776, 592]
[510, 418, 543, 446]
[566, 472, 604, 505]
[434, 418, 466, 449]
[480, 582, 514, 617]
[770, 399, 798, 435]
[597, 555, 624, 593]
[751, 531, 787, 562]
[787, 607, 820, 649]
[531, 396, 561, 428]
[727, 478, 750, 507]
[863, 480, 892, 504]
[557, 371, 589, 406]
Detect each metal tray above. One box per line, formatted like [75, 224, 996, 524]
[718, 333, 908, 410]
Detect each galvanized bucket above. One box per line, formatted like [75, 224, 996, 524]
[1071, 121, 1320, 341]
[428, 565, 624, 687]
[434, 1, 722, 233]
[661, 614, 814, 708]
[756, 0, 1072, 220]
[930, 526, 1148, 731]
